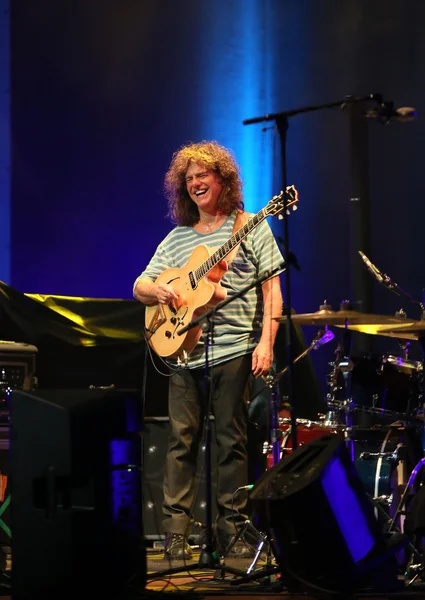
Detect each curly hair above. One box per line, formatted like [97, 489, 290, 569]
[164, 140, 244, 226]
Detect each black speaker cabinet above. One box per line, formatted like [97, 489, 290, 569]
[251, 434, 402, 593]
[143, 416, 218, 540]
[0, 425, 10, 559]
[10, 388, 146, 599]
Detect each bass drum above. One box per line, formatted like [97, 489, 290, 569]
[348, 425, 423, 510]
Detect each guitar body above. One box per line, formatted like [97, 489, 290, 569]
[145, 245, 228, 358]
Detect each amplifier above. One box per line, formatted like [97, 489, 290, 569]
[142, 416, 218, 540]
[0, 425, 10, 561]
[0, 341, 38, 419]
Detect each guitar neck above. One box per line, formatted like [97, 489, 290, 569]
[193, 208, 268, 281]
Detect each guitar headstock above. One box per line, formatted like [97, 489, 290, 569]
[265, 185, 299, 217]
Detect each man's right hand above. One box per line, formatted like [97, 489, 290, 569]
[156, 283, 180, 305]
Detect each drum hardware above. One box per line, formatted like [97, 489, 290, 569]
[359, 450, 399, 462]
[261, 328, 334, 467]
[323, 307, 359, 429]
[369, 456, 425, 587]
[383, 353, 423, 376]
[373, 494, 393, 506]
[351, 431, 421, 577]
[326, 395, 406, 428]
[367, 493, 425, 587]
[262, 441, 271, 455]
[404, 562, 425, 587]
[388, 456, 425, 532]
[263, 327, 334, 389]
[262, 372, 282, 468]
[271, 327, 335, 381]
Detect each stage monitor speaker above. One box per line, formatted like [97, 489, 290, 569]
[250, 433, 403, 594]
[10, 388, 146, 599]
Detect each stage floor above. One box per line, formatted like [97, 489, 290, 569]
[1, 546, 425, 599]
[145, 547, 425, 600]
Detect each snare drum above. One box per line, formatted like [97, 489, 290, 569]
[266, 418, 340, 469]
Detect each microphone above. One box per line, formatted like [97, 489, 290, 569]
[358, 251, 402, 297]
[358, 251, 384, 284]
[364, 103, 417, 123]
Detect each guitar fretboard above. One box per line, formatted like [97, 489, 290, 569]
[193, 208, 268, 283]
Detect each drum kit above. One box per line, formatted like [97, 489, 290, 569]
[269, 301, 425, 583]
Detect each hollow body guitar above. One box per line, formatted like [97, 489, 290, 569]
[145, 186, 299, 359]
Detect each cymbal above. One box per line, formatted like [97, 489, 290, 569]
[334, 323, 420, 340]
[274, 308, 417, 328]
[376, 320, 425, 341]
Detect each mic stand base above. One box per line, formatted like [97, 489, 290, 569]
[229, 564, 281, 587]
[198, 545, 218, 570]
[217, 519, 271, 580]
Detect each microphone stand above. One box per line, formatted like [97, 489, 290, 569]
[146, 262, 286, 581]
[243, 93, 392, 451]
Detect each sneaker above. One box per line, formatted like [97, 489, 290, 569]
[164, 533, 193, 560]
[217, 533, 257, 558]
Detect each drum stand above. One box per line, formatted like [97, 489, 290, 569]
[325, 322, 359, 462]
[368, 455, 425, 586]
[265, 327, 335, 462]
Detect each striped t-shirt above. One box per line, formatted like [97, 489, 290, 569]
[133, 210, 284, 369]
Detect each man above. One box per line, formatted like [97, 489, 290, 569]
[133, 140, 284, 559]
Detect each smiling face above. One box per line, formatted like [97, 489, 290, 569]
[185, 162, 223, 215]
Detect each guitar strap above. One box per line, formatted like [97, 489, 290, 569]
[225, 210, 249, 266]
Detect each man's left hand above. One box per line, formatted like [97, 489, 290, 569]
[252, 341, 273, 378]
